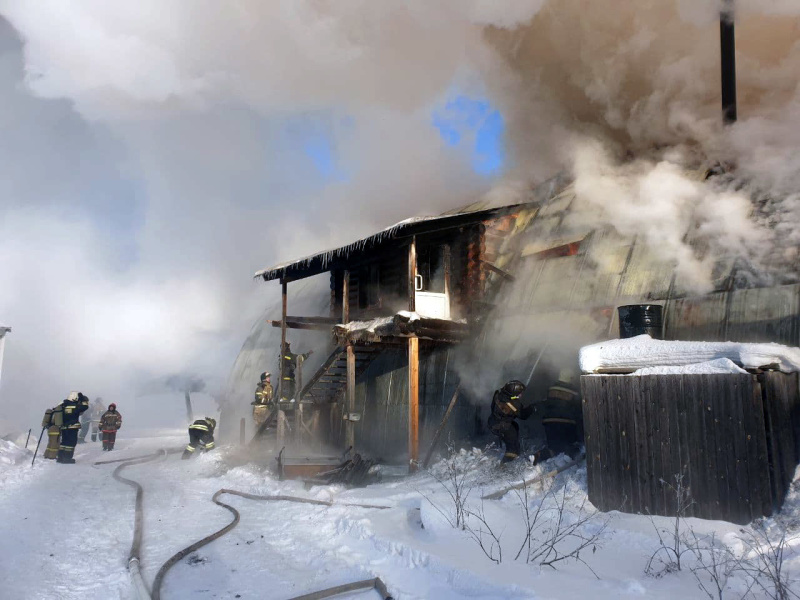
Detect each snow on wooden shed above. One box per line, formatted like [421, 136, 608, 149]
[580, 338, 800, 524]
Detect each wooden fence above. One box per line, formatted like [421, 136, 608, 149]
[581, 372, 800, 524]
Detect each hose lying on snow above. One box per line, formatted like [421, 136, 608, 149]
[108, 450, 170, 600]
[151, 488, 392, 600]
[287, 577, 393, 600]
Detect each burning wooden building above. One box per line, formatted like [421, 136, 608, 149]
[227, 170, 800, 477]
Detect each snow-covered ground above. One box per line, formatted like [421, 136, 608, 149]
[0, 434, 798, 599]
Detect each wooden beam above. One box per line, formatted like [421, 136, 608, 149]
[268, 319, 336, 331]
[345, 344, 356, 451]
[408, 236, 417, 313]
[279, 279, 288, 400]
[422, 384, 461, 468]
[481, 259, 516, 282]
[408, 335, 420, 472]
[342, 269, 350, 324]
[443, 244, 451, 317]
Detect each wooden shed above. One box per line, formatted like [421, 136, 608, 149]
[581, 372, 800, 524]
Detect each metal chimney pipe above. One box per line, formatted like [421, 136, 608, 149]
[720, 0, 737, 124]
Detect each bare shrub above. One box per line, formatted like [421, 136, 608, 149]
[420, 443, 474, 530]
[513, 479, 608, 577]
[464, 498, 503, 564]
[739, 524, 799, 600]
[646, 469, 695, 577]
[684, 530, 749, 600]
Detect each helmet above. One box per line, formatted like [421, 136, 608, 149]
[67, 391, 79, 401]
[558, 369, 576, 385]
[502, 380, 526, 397]
[109, 403, 117, 410]
[261, 371, 271, 382]
[206, 417, 217, 429]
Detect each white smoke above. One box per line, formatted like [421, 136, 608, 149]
[0, 0, 799, 430]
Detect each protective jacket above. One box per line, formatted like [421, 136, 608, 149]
[100, 409, 122, 432]
[490, 388, 535, 423]
[61, 394, 90, 429]
[279, 350, 310, 383]
[538, 382, 582, 429]
[182, 418, 216, 458]
[253, 382, 274, 405]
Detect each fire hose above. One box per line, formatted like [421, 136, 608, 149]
[103, 451, 394, 599]
[108, 450, 172, 600]
[151, 488, 392, 600]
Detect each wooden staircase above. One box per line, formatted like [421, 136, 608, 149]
[298, 345, 382, 404]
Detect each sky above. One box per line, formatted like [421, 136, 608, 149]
[0, 10, 505, 432]
[1, 1, 799, 433]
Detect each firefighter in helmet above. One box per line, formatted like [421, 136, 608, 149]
[57, 391, 90, 463]
[488, 380, 534, 463]
[182, 417, 217, 459]
[533, 369, 583, 463]
[251, 372, 274, 427]
[99, 403, 122, 451]
[278, 342, 312, 401]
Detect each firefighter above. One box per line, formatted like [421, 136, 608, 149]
[99, 403, 122, 451]
[90, 397, 105, 442]
[278, 342, 312, 401]
[533, 369, 583, 463]
[58, 391, 90, 463]
[488, 380, 534, 464]
[41, 406, 61, 460]
[251, 372, 274, 428]
[182, 417, 217, 459]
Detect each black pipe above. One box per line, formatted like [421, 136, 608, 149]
[720, 2, 737, 124]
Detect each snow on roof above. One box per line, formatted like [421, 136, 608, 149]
[254, 199, 537, 282]
[629, 358, 748, 376]
[580, 335, 800, 374]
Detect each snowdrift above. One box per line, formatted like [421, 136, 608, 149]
[580, 335, 800, 374]
[0, 439, 30, 467]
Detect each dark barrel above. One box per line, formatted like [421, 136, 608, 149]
[618, 304, 663, 339]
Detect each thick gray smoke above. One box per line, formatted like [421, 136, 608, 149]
[0, 1, 798, 432]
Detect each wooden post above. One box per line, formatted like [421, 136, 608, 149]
[408, 236, 417, 313]
[443, 244, 451, 319]
[346, 344, 356, 450]
[279, 279, 288, 400]
[277, 410, 286, 449]
[408, 335, 420, 472]
[342, 270, 350, 324]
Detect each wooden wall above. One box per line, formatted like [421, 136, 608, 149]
[582, 372, 800, 524]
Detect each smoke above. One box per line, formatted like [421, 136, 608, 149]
[0, 1, 798, 431]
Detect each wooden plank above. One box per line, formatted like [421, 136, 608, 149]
[602, 376, 621, 511]
[631, 377, 650, 514]
[661, 375, 683, 516]
[280, 279, 288, 400]
[346, 344, 356, 451]
[581, 377, 603, 511]
[593, 376, 611, 512]
[749, 376, 773, 516]
[616, 377, 635, 513]
[342, 270, 350, 324]
[408, 236, 417, 313]
[729, 375, 755, 521]
[443, 244, 451, 311]
[408, 336, 419, 471]
[761, 373, 785, 510]
[705, 376, 723, 520]
[676, 376, 698, 518]
[422, 383, 461, 468]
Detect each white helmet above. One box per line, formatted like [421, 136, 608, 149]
[68, 391, 79, 401]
